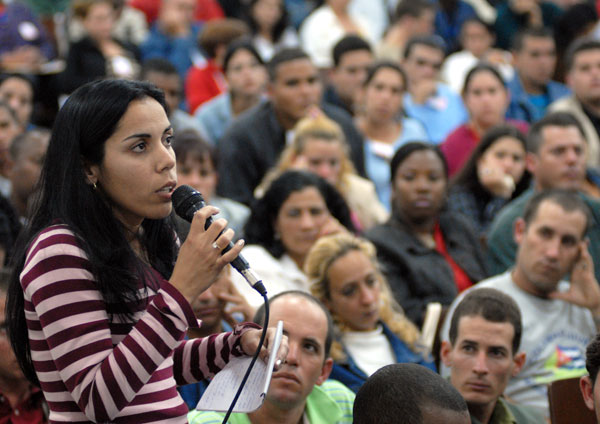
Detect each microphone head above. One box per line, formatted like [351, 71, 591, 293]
[172, 185, 205, 222]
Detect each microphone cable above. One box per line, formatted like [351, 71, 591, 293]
[170, 185, 271, 422]
[221, 290, 269, 423]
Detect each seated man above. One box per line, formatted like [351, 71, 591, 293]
[402, 35, 468, 144]
[582, 332, 600, 423]
[441, 288, 546, 424]
[549, 38, 600, 168]
[188, 290, 355, 423]
[353, 363, 470, 424]
[444, 189, 600, 418]
[324, 35, 373, 116]
[376, 0, 435, 62]
[8, 128, 50, 222]
[506, 28, 570, 124]
[0, 269, 48, 422]
[139, 0, 201, 79]
[139, 58, 206, 135]
[487, 112, 600, 281]
[178, 267, 254, 409]
[217, 48, 365, 205]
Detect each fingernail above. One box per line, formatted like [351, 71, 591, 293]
[237, 239, 245, 246]
[275, 359, 282, 369]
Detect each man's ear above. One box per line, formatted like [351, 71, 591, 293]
[580, 375, 596, 411]
[316, 357, 334, 386]
[440, 340, 453, 367]
[511, 351, 526, 376]
[525, 151, 537, 175]
[514, 217, 526, 245]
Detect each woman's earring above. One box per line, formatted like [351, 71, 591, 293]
[92, 182, 97, 190]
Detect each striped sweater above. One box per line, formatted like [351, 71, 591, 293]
[20, 224, 256, 423]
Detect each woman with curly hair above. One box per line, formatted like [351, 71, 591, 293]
[305, 232, 435, 393]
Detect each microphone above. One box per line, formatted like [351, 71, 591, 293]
[171, 185, 266, 295]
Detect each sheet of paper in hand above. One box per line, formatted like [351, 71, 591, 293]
[196, 320, 284, 413]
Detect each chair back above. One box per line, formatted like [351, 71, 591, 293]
[548, 377, 596, 424]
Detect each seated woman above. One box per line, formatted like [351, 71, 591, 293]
[62, 0, 140, 94]
[257, 113, 388, 232]
[305, 232, 435, 393]
[230, 170, 355, 309]
[448, 124, 531, 237]
[243, 0, 299, 62]
[194, 39, 267, 145]
[184, 19, 249, 114]
[356, 61, 428, 210]
[364, 142, 488, 327]
[440, 63, 528, 177]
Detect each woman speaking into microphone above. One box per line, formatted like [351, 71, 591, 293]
[6, 79, 287, 423]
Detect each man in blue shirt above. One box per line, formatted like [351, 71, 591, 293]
[506, 28, 570, 123]
[402, 35, 468, 144]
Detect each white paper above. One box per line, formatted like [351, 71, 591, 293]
[196, 320, 284, 413]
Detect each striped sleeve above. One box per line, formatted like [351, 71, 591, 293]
[172, 322, 261, 386]
[20, 225, 250, 422]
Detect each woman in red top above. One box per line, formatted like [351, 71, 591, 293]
[441, 63, 528, 177]
[185, 19, 249, 113]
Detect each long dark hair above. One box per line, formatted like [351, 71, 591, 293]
[461, 62, 506, 97]
[245, 0, 290, 43]
[6, 79, 178, 385]
[244, 170, 355, 258]
[451, 124, 531, 198]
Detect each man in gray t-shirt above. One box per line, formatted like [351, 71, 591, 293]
[442, 189, 600, 418]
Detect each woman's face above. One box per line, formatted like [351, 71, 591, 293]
[325, 249, 380, 331]
[463, 70, 509, 130]
[298, 137, 344, 186]
[364, 67, 405, 123]
[87, 98, 176, 232]
[274, 186, 331, 263]
[251, 0, 283, 31]
[478, 136, 527, 184]
[176, 153, 217, 202]
[225, 49, 266, 99]
[392, 150, 447, 223]
[83, 1, 115, 41]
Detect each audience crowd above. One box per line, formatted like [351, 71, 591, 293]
[3, 0, 600, 422]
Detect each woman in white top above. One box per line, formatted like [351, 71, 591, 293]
[244, 0, 299, 61]
[305, 232, 435, 393]
[299, 0, 374, 68]
[230, 170, 355, 308]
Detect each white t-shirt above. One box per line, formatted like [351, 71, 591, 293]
[341, 325, 395, 377]
[440, 271, 596, 418]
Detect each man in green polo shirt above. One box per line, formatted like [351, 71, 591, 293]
[188, 291, 354, 424]
[441, 288, 545, 424]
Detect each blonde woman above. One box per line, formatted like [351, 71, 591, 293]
[257, 113, 387, 231]
[305, 232, 435, 393]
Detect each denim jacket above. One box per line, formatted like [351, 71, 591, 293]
[330, 321, 436, 393]
[506, 75, 570, 123]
